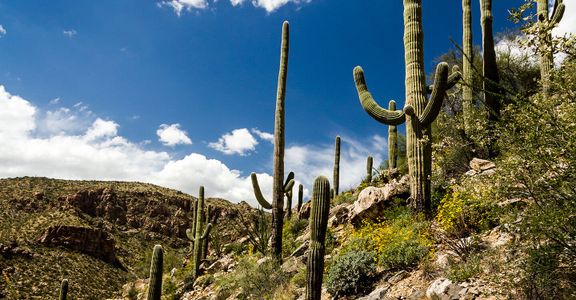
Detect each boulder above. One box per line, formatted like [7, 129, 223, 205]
[426, 278, 462, 300]
[299, 202, 311, 220]
[350, 176, 410, 226]
[38, 225, 120, 266]
[469, 158, 495, 172]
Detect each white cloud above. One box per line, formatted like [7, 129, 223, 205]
[0, 85, 271, 206]
[251, 128, 274, 143]
[63, 29, 77, 38]
[161, 0, 310, 14]
[209, 128, 258, 155]
[0, 25, 6, 37]
[160, 0, 209, 15]
[157, 123, 192, 146]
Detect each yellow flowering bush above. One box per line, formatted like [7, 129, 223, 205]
[342, 207, 432, 270]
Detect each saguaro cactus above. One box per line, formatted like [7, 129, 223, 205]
[297, 184, 303, 213]
[333, 136, 341, 196]
[388, 101, 398, 170]
[536, 0, 564, 96]
[366, 155, 373, 183]
[201, 205, 211, 260]
[187, 187, 213, 280]
[462, 0, 474, 133]
[305, 176, 331, 300]
[59, 279, 68, 300]
[250, 21, 290, 261]
[286, 186, 293, 219]
[353, 0, 460, 213]
[480, 0, 501, 122]
[147, 245, 163, 300]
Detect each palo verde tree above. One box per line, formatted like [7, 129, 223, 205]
[353, 0, 460, 213]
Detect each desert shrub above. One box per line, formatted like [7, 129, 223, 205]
[436, 187, 499, 235]
[379, 239, 428, 270]
[231, 207, 269, 255]
[282, 218, 307, 257]
[326, 250, 377, 297]
[445, 253, 482, 282]
[333, 191, 356, 206]
[215, 256, 288, 299]
[343, 207, 432, 270]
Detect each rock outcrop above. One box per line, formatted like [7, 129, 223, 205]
[38, 225, 120, 266]
[350, 175, 410, 226]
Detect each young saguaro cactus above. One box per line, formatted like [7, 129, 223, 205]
[353, 0, 460, 213]
[333, 136, 341, 196]
[286, 187, 293, 219]
[536, 0, 564, 96]
[480, 0, 502, 122]
[366, 155, 373, 183]
[250, 21, 290, 262]
[305, 176, 331, 300]
[59, 279, 68, 300]
[147, 245, 163, 300]
[387, 101, 398, 170]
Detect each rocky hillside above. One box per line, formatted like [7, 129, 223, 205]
[0, 177, 259, 299]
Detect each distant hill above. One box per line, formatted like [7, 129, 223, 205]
[0, 177, 256, 299]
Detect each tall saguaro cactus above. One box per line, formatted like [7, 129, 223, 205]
[333, 136, 341, 196]
[353, 0, 460, 213]
[59, 279, 68, 300]
[305, 176, 331, 300]
[250, 21, 290, 261]
[536, 0, 564, 96]
[388, 101, 398, 170]
[366, 156, 373, 183]
[147, 245, 163, 300]
[480, 0, 501, 122]
[462, 0, 474, 133]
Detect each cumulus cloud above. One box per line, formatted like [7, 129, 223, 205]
[0, 25, 6, 37]
[251, 128, 274, 143]
[0, 85, 272, 206]
[157, 123, 192, 146]
[209, 128, 258, 155]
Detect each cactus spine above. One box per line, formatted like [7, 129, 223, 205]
[297, 184, 303, 213]
[537, 0, 564, 96]
[354, 0, 460, 213]
[59, 279, 68, 300]
[305, 176, 331, 300]
[366, 155, 373, 183]
[333, 136, 341, 196]
[462, 0, 473, 133]
[147, 245, 163, 300]
[388, 101, 398, 170]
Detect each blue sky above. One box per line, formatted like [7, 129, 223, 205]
[0, 0, 574, 206]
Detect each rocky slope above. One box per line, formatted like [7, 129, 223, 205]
[0, 177, 258, 299]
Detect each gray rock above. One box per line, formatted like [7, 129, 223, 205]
[426, 278, 462, 300]
[350, 176, 410, 226]
[358, 285, 391, 300]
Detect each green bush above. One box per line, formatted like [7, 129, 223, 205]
[445, 254, 482, 282]
[379, 239, 428, 270]
[326, 250, 377, 297]
[215, 256, 288, 299]
[282, 218, 307, 257]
